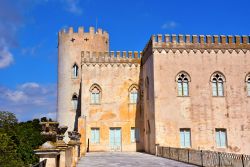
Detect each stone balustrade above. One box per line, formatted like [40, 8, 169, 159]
[34, 122, 83, 167]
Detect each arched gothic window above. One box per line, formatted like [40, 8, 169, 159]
[90, 84, 101, 104]
[129, 84, 139, 104]
[211, 72, 225, 96]
[72, 64, 79, 78]
[246, 74, 250, 96]
[71, 94, 78, 110]
[176, 72, 190, 96]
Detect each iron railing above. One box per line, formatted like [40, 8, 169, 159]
[32, 159, 47, 167]
[156, 146, 250, 167]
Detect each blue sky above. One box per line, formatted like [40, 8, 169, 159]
[0, 0, 249, 121]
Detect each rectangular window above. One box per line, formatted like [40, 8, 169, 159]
[217, 82, 224, 96]
[178, 82, 183, 96]
[212, 82, 217, 96]
[183, 82, 188, 96]
[91, 93, 100, 104]
[91, 128, 100, 144]
[130, 92, 138, 103]
[131, 127, 140, 143]
[180, 128, 191, 148]
[216, 129, 227, 148]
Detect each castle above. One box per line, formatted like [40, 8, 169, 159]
[57, 26, 250, 155]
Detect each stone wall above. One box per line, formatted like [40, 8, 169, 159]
[81, 51, 144, 151]
[143, 34, 250, 154]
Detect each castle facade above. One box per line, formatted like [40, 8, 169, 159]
[57, 26, 250, 154]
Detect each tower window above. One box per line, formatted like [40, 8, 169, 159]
[176, 72, 190, 96]
[90, 84, 101, 104]
[71, 94, 78, 110]
[72, 64, 79, 78]
[211, 72, 225, 96]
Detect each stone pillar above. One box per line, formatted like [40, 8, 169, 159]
[34, 122, 60, 167]
[56, 126, 68, 167]
[34, 142, 60, 167]
[68, 131, 80, 167]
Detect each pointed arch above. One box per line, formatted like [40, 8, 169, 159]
[90, 83, 102, 104]
[176, 71, 191, 96]
[211, 71, 225, 96]
[129, 84, 139, 104]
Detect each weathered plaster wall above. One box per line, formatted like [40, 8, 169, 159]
[153, 48, 250, 154]
[81, 59, 144, 152]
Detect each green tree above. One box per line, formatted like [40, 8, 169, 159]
[0, 111, 45, 167]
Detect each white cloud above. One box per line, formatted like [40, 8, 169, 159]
[0, 82, 57, 121]
[0, 46, 14, 68]
[161, 21, 178, 30]
[63, 0, 82, 15]
[5, 90, 28, 102]
[20, 82, 40, 89]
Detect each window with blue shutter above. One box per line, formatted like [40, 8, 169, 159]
[180, 128, 191, 148]
[91, 128, 100, 144]
[215, 129, 227, 148]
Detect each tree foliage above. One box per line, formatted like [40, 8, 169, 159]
[0, 111, 46, 167]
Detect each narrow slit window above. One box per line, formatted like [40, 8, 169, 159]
[72, 64, 79, 78]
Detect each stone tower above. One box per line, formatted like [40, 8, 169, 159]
[57, 26, 109, 139]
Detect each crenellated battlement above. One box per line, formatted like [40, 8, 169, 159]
[59, 26, 109, 38]
[153, 34, 250, 45]
[151, 34, 250, 54]
[81, 51, 141, 65]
